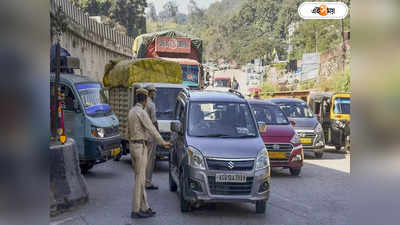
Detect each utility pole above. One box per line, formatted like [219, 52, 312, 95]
[341, 18, 346, 72]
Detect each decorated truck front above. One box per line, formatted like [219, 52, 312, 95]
[133, 30, 203, 89]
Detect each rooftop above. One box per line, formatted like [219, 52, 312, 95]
[187, 90, 246, 103]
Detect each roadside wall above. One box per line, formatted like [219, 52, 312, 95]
[319, 39, 351, 78]
[51, 0, 134, 82]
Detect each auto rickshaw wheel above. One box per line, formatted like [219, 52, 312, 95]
[80, 163, 94, 174]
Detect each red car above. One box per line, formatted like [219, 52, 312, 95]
[248, 99, 304, 176]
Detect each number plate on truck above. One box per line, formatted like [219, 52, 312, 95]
[215, 174, 247, 183]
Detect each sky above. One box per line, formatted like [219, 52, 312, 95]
[148, 0, 220, 14]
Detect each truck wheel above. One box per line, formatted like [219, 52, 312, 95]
[314, 152, 323, 158]
[169, 162, 177, 192]
[289, 168, 301, 176]
[255, 200, 266, 214]
[80, 163, 94, 174]
[179, 174, 191, 212]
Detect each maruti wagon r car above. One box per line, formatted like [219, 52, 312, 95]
[169, 90, 270, 213]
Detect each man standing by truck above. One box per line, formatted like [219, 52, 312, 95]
[128, 88, 170, 219]
[144, 85, 159, 190]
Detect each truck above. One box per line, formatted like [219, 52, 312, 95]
[103, 58, 188, 160]
[132, 30, 204, 90]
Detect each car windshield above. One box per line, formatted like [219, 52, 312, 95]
[75, 83, 110, 115]
[215, 80, 230, 87]
[251, 105, 289, 125]
[188, 102, 257, 138]
[333, 97, 350, 114]
[154, 87, 183, 120]
[278, 102, 314, 118]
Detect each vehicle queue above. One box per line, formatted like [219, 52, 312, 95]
[53, 55, 349, 218]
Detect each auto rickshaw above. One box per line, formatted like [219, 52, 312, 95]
[308, 92, 350, 151]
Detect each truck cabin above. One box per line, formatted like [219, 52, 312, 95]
[161, 58, 201, 89]
[214, 77, 231, 88]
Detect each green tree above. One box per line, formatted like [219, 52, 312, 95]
[109, 0, 147, 37]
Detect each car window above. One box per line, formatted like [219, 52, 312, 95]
[278, 102, 314, 118]
[252, 105, 289, 125]
[188, 102, 257, 138]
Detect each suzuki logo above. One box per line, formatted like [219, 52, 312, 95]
[272, 144, 280, 150]
[227, 161, 235, 169]
[298, 132, 306, 138]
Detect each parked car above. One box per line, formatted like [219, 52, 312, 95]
[169, 90, 270, 213]
[269, 98, 325, 158]
[248, 99, 304, 176]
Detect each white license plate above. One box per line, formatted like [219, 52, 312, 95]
[215, 174, 247, 183]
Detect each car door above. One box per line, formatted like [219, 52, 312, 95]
[60, 83, 86, 156]
[170, 99, 183, 169]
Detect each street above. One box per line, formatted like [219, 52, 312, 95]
[51, 150, 350, 225]
[212, 69, 249, 96]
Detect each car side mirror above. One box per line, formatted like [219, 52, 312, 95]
[171, 121, 182, 134]
[257, 121, 267, 133]
[73, 100, 82, 113]
[289, 120, 296, 126]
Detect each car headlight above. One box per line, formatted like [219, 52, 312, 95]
[187, 146, 205, 170]
[91, 126, 105, 138]
[290, 133, 300, 144]
[315, 123, 323, 133]
[255, 148, 270, 170]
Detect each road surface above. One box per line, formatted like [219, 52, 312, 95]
[51, 150, 350, 225]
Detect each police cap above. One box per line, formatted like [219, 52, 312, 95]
[136, 88, 148, 96]
[145, 84, 156, 92]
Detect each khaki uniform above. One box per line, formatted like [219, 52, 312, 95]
[145, 97, 158, 187]
[128, 103, 165, 213]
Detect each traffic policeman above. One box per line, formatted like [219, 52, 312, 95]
[128, 88, 170, 219]
[144, 84, 158, 190]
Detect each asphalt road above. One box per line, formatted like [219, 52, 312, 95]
[51, 150, 350, 225]
[212, 69, 249, 96]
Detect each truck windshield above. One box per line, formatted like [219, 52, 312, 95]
[251, 105, 289, 125]
[333, 97, 350, 114]
[154, 87, 183, 120]
[75, 83, 110, 115]
[188, 102, 257, 138]
[215, 80, 230, 87]
[181, 64, 199, 87]
[278, 102, 314, 118]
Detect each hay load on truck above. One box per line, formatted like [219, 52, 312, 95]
[104, 58, 188, 160]
[132, 30, 204, 90]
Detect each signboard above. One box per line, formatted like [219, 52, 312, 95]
[155, 37, 191, 54]
[301, 53, 320, 81]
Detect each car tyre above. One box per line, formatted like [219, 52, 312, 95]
[80, 163, 94, 174]
[314, 152, 323, 158]
[179, 173, 191, 212]
[289, 167, 301, 176]
[169, 162, 177, 192]
[255, 200, 266, 214]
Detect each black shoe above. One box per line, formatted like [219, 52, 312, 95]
[146, 185, 159, 190]
[131, 211, 151, 219]
[141, 208, 156, 216]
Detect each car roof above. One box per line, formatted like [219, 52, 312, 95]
[185, 90, 246, 103]
[247, 99, 279, 107]
[50, 73, 97, 85]
[268, 97, 306, 104]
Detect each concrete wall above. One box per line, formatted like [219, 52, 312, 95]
[319, 40, 351, 78]
[51, 0, 135, 82]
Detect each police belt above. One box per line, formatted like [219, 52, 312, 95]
[131, 139, 148, 145]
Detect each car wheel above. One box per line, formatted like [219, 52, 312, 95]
[169, 162, 177, 192]
[179, 173, 191, 212]
[314, 152, 323, 158]
[80, 163, 94, 174]
[255, 200, 266, 214]
[289, 167, 301, 176]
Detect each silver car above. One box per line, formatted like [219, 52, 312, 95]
[169, 90, 270, 213]
[270, 98, 325, 158]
